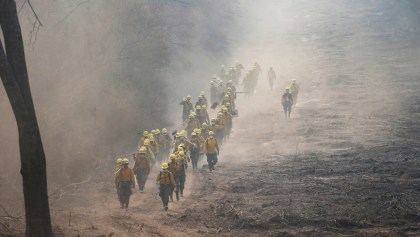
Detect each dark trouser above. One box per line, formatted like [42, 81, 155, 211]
[175, 172, 186, 195]
[159, 184, 173, 208]
[283, 102, 292, 119]
[216, 129, 224, 145]
[135, 168, 149, 191]
[118, 181, 132, 208]
[183, 111, 189, 122]
[206, 153, 218, 171]
[190, 149, 200, 170]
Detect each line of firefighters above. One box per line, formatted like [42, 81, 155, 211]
[113, 62, 300, 211]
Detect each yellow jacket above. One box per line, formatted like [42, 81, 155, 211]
[115, 167, 135, 187]
[133, 154, 150, 172]
[205, 138, 219, 154]
[156, 170, 176, 186]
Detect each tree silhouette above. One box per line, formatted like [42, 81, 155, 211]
[0, 0, 53, 236]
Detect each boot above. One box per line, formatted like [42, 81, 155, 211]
[176, 191, 180, 201]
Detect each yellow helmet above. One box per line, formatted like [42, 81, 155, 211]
[202, 123, 208, 127]
[196, 105, 201, 110]
[228, 80, 233, 84]
[143, 131, 149, 136]
[162, 128, 168, 133]
[189, 114, 194, 118]
[187, 95, 192, 100]
[177, 146, 184, 152]
[116, 158, 123, 165]
[285, 87, 290, 91]
[156, 129, 161, 134]
[224, 94, 229, 98]
[169, 154, 177, 160]
[138, 146, 147, 153]
[196, 129, 202, 134]
[228, 87, 232, 91]
[223, 107, 228, 112]
[209, 131, 215, 136]
[179, 130, 186, 137]
[150, 136, 155, 142]
[202, 105, 207, 109]
[191, 132, 197, 136]
[162, 163, 168, 169]
[191, 112, 196, 116]
[200, 91, 205, 96]
[226, 102, 231, 106]
[178, 151, 185, 157]
[122, 158, 129, 164]
[144, 139, 150, 146]
[151, 130, 156, 134]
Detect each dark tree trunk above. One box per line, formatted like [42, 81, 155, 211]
[0, 0, 54, 236]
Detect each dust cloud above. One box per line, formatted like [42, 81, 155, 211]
[0, 0, 239, 194]
[1, 0, 420, 234]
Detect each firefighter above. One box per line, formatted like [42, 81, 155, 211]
[290, 79, 300, 107]
[115, 158, 123, 172]
[180, 95, 194, 122]
[138, 131, 149, 148]
[149, 136, 160, 163]
[185, 113, 199, 138]
[201, 123, 209, 139]
[205, 131, 219, 172]
[160, 128, 172, 157]
[195, 105, 205, 125]
[133, 147, 150, 192]
[267, 67, 276, 90]
[189, 132, 201, 170]
[156, 163, 176, 211]
[174, 151, 188, 200]
[199, 91, 209, 107]
[143, 139, 155, 165]
[210, 81, 218, 104]
[281, 87, 293, 119]
[215, 112, 226, 145]
[201, 105, 210, 124]
[168, 154, 178, 202]
[114, 158, 135, 209]
[222, 107, 233, 140]
[114, 158, 123, 204]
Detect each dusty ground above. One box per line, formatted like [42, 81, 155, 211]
[1, 1, 420, 236]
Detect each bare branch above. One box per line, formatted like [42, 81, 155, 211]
[27, 0, 42, 26]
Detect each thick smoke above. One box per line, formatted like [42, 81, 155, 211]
[0, 0, 239, 188]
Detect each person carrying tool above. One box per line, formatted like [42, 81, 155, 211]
[267, 67, 277, 90]
[133, 147, 150, 192]
[281, 87, 293, 119]
[114, 158, 135, 209]
[156, 163, 176, 211]
[205, 131, 219, 172]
